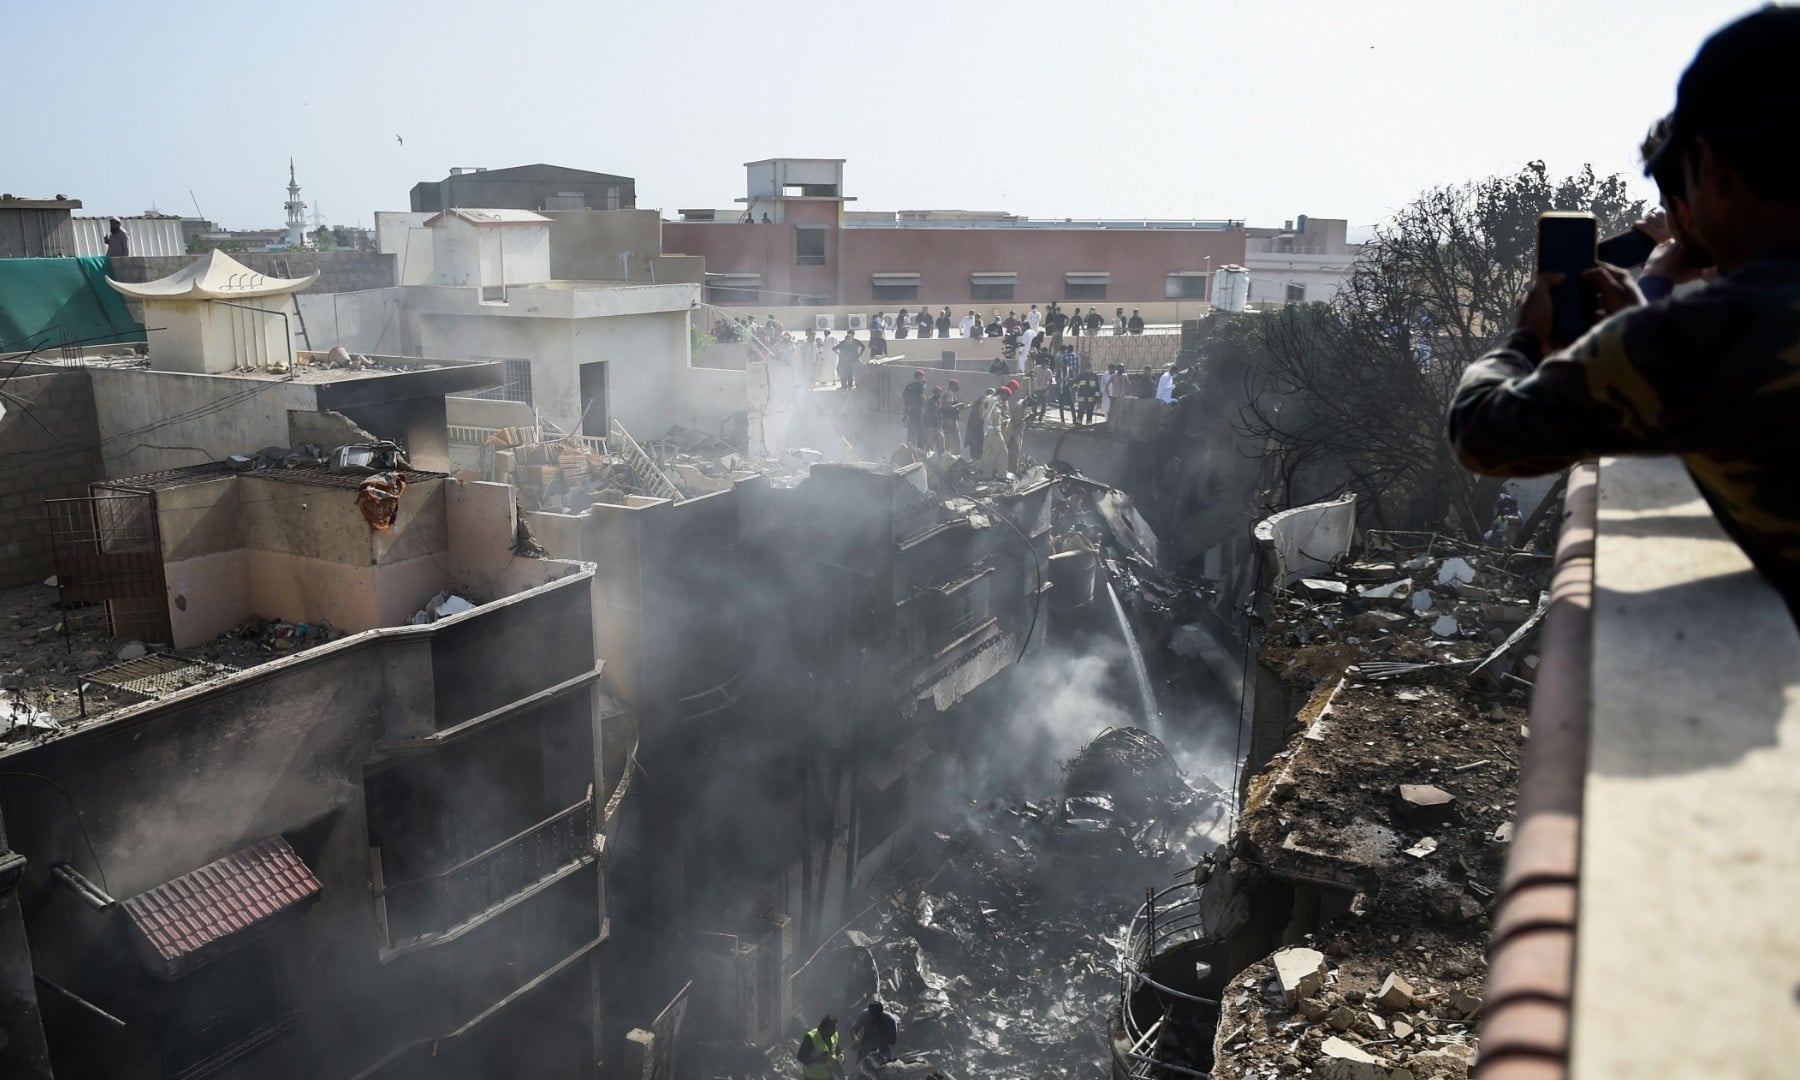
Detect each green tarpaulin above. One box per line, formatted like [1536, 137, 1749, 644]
[0, 256, 146, 354]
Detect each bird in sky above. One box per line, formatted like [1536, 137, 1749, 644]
[395, 134, 404, 146]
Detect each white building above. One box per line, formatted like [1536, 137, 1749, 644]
[1243, 215, 1360, 307]
[306, 209, 739, 443]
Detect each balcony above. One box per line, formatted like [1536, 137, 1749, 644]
[374, 790, 597, 957]
[1481, 458, 1800, 1078]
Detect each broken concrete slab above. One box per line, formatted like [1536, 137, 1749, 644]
[1446, 989, 1483, 1020]
[117, 641, 147, 661]
[1430, 614, 1459, 637]
[1394, 784, 1457, 828]
[1271, 946, 1327, 1007]
[1300, 578, 1350, 598]
[1410, 590, 1434, 613]
[1377, 972, 1415, 1010]
[1319, 1035, 1389, 1080]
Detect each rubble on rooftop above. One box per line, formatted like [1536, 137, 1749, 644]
[1196, 533, 1549, 1080]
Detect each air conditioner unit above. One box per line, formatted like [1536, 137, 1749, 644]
[847, 314, 867, 331]
[814, 314, 835, 332]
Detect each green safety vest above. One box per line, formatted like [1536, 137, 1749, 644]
[801, 1028, 839, 1080]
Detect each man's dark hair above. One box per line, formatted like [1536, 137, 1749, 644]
[819, 1014, 837, 1032]
[1662, 6, 1800, 203]
[1639, 114, 1684, 198]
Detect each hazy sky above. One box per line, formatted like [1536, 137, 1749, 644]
[9, 0, 1758, 234]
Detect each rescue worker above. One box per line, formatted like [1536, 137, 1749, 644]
[901, 369, 927, 447]
[797, 1015, 843, 1079]
[850, 1000, 899, 1066]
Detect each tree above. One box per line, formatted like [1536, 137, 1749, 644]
[309, 225, 336, 251]
[1238, 162, 1645, 537]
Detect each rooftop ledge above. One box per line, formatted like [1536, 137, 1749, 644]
[1482, 456, 1800, 1079]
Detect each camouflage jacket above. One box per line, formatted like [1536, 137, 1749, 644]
[1447, 257, 1800, 608]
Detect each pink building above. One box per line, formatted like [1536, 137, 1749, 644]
[662, 159, 1247, 311]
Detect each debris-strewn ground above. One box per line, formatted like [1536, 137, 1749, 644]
[1207, 541, 1548, 1080]
[0, 581, 336, 738]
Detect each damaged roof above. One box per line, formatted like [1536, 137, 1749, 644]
[120, 836, 321, 979]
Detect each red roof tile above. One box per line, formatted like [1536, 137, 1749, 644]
[121, 836, 320, 978]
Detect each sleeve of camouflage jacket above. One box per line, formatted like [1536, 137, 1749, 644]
[1447, 300, 1715, 477]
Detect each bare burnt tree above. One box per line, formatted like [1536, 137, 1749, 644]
[1239, 162, 1644, 536]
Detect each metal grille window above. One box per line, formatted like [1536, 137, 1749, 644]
[871, 273, 920, 302]
[464, 358, 533, 405]
[970, 272, 1016, 301]
[795, 226, 827, 265]
[1285, 283, 1307, 304]
[1064, 272, 1110, 301]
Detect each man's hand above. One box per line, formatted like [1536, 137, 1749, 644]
[1634, 208, 1673, 245]
[1515, 272, 1560, 347]
[1582, 264, 1645, 318]
[1642, 238, 1704, 287]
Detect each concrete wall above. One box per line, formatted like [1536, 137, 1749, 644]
[156, 474, 454, 647]
[0, 207, 74, 259]
[544, 210, 665, 283]
[429, 220, 551, 288]
[0, 367, 105, 585]
[87, 366, 320, 477]
[297, 288, 407, 354]
[375, 211, 435, 285]
[2, 569, 606, 1079]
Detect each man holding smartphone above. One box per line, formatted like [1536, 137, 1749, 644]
[1447, 6, 1800, 618]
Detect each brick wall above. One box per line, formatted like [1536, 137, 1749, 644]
[0, 367, 104, 586]
[108, 250, 397, 295]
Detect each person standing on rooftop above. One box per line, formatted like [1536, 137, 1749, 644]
[104, 218, 129, 257]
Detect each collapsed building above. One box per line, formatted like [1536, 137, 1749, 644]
[0, 465, 624, 1078]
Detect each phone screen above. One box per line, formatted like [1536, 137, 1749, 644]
[1538, 213, 1598, 342]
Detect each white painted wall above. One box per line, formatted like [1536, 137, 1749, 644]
[1244, 251, 1358, 306]
[429, 219, 551, 289]
[146, 294, 300, 374]
[298, 289, 407, 354]
[375, 211, 435, 285]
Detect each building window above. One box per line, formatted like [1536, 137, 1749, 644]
[1063, 272, 1110, 301]
[160, 939, 292, 1080]
[1285, 283, 1307, 304]
[970, 273, 1016, 302]
[795, 226, 827, 266]
[1165, 273, 1209, 299]
[605, 185, 621, 211]
[871, 273, 920, 302]
[465, 358, 533, 406]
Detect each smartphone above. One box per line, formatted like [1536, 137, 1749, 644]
[1597, 228, 1656, 268]
[1538, 212, 1598, 342]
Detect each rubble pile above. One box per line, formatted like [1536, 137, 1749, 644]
[1202, 537, 1549, 1079]
[771, 729, 1228, 1080]
[0, 582, 348, 735]
[488, 424, 804, 512]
